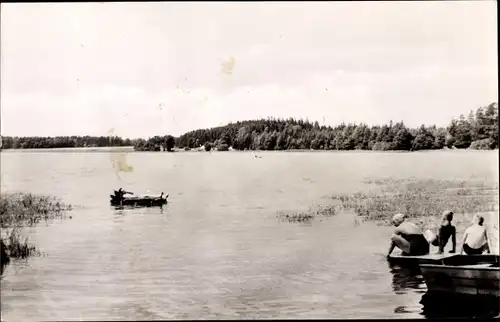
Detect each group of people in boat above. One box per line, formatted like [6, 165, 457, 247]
[387, 210, 491, 258]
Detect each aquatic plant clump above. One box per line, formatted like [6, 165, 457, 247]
[3, 227, 39, 259]
[313, 204, 340, 217]
[277, 204, 340, 223]
[1, 193, 71, 271]
[333, 178, 499, 225]
[276, 211, 314, 223]
[0, 193, 72, 228]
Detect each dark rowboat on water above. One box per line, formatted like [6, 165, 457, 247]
[387, 253, 457, 272]
[419, 254, 500, 297]
[388, 252, 500, 297]
[110, 189, 168, 207]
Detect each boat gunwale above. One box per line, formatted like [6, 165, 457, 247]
[420, 263, 500, 272]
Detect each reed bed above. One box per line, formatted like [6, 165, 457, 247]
[277, 204, 340, 223]
[2, 227, 39, 259]
[0, 193, 72, 268]
[276, 211, 314, 223]
[0, 193, 72, 228]
[332, 178, 499, 226]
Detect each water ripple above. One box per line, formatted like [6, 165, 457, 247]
[1, 151, 498, 320]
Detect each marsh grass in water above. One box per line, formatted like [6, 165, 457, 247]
[276, 211, 314, 223]
[0, 193, 72, 265]
[0, 193, 72, 228]
[333, 178, 499, 226]
[277, 204, 340, 223]
[3, 227, 39, 259]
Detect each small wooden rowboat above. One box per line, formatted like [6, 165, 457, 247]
[110, 190, 168, 207]
[387, 253, 458, 272]
[419, 254, 500, 297]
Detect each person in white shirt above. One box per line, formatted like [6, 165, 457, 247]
[460, 215, 490, 255]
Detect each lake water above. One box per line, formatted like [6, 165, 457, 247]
[1, 150, 498, 320]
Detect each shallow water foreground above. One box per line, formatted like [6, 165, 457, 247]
[0, 208, 430, 320]
[1, 150, 498, 320]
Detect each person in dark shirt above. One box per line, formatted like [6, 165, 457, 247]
[426, 210, 456, 254]
[116, 188, 133, 199]
[114, 188, 134, 207]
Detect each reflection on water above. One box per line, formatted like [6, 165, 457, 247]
[420, 292, 500, 319]
[388, 263, 426, 294]
[1, 151, 498, 320]
[387, 263, 427, 316]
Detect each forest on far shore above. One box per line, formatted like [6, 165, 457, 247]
[1, 102, 498, 152]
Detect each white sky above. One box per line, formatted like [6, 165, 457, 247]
[1, 1, 497, 138]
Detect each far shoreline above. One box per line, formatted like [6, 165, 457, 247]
[0, 146, 498, 153]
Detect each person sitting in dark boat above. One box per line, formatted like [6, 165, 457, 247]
[113, 188, 134, 206]
[460, 214, 490, 255]
[424, 210, 457, 254]
[116, 188, 133, 198]
[387, 213, 430, 258]
[114, 188, 134, 202]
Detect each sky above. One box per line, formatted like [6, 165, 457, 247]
[1, 1, 498, 139]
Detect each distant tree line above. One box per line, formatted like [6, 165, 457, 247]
[1, 102, 497, 152]
[0, 136, 133, 149]
[132, 135, 176, 152]
[177, 102, 498, 152]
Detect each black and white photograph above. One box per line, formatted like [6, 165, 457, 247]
[0, 1, 498, 320]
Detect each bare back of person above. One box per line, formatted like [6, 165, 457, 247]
[426, 210, 457, 253]
[387, 214, 430, 257]
[396, 222, 422, 236]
